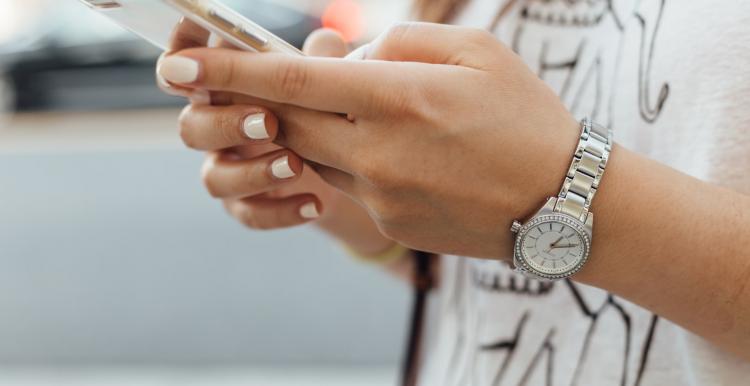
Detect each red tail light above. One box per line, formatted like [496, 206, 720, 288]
[321, 0, 364, 43]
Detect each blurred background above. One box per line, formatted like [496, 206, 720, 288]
[0, 0, 411, 385]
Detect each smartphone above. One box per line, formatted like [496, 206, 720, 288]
[78, 0, 303, 55]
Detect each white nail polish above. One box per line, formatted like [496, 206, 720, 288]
[299, 202, 320, 219]
[157, 56, 200, 84]
[243, 113, 269, 139]
[271, 156, 295, 179]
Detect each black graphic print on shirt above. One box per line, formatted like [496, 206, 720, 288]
[489, 0, 670, 126]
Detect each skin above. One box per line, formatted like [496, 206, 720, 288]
[157, 19, 404, 268]
[158, 22, 750, 361]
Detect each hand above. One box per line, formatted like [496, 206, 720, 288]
[158, 24, 394, 257]
[178, 28, 352, 230]
[157, 22, 582, 260]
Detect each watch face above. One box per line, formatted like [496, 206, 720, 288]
[515, 215, 590, 280]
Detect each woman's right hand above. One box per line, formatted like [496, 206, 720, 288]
[159, 21, 400, 256]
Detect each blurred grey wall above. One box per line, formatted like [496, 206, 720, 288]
[0, 149, 409, 366]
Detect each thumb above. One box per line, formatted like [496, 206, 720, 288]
[365, 22, 499, 68]
[302, 28, 349, 58]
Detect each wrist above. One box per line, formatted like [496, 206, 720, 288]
[509, 118, 614, 280]
[490, 114, 581, 260]
[507, 115, 582, 221]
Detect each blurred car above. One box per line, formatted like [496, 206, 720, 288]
[0, 0, 320, 112]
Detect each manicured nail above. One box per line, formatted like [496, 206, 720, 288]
[243, 113, 269, 139]
[156, 71, 172, 89]
[299, 202, 320, 219]
[271, 156, 295, 179]
[157, 56, 200, 84]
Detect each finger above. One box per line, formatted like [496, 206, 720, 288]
[204, 25, 425, 106]
[184, 91, 359, 172]
[157, 18, 212, 100]
[214, 36, 239, 49]
[201, 150, 303, 199]
[273, 105, 359, 171]
[156, 52, 211, 103]
[303, 28, 348, 57]
[366, 22, 501, 68]
[179, 105, 278, 150]
[157, 48, 406, 117]
[209, 91, 281, 108]
[229, 142, 284, 161]
[169, 17, 211, 51]
[224, 194, 322, 230]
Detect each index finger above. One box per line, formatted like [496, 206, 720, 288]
[157, 18, 212, 100]
[157, 48, 416, 117]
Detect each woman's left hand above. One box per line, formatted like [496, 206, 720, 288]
[157, 22, 582, 259]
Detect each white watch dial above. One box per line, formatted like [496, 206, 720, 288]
[515, 216, 590, 279]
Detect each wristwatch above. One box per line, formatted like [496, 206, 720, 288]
[510, 118, 613, 281]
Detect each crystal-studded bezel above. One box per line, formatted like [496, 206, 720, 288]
[513, 214, 591, 280]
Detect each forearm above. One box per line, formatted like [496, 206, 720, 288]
[574, 145, 750, 360]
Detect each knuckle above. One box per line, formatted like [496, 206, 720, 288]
[243, 162, 265, 191]
[268, 207, 286, 229]
[243, 208, 277, 231]
[178, 106, 198, 149]
[216, 110, 242, 145]
[239, 206, 261, 229]
[251, 218, 272, 230]
[272, 59, 309, 102]
[202, 175, 221, 198]
[215, 55, 239, 90]
[179, 125, 197, 149]
[382, 22, 414, 48]
[464, 28, 496, 49]
[201, 161, 221, 198]
[366, 77, 430, 122]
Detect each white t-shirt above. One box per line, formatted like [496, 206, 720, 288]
[418, 1, 750, 385]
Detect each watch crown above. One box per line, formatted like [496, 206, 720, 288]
[510, 220, 522, 233]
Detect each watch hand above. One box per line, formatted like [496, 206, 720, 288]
[548, 236, 564, 252]
[550, 244, 580, 249]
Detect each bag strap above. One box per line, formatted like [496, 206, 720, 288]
[400, 250, 435, 386]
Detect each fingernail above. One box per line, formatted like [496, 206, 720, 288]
[243, 113, 269, 139]
[299, 202, 320, 219]
[271, 156, 295, 179]
[156, 71, 172, 89]
[157, 71, 189, 97]
[157, 56, 200, 84]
